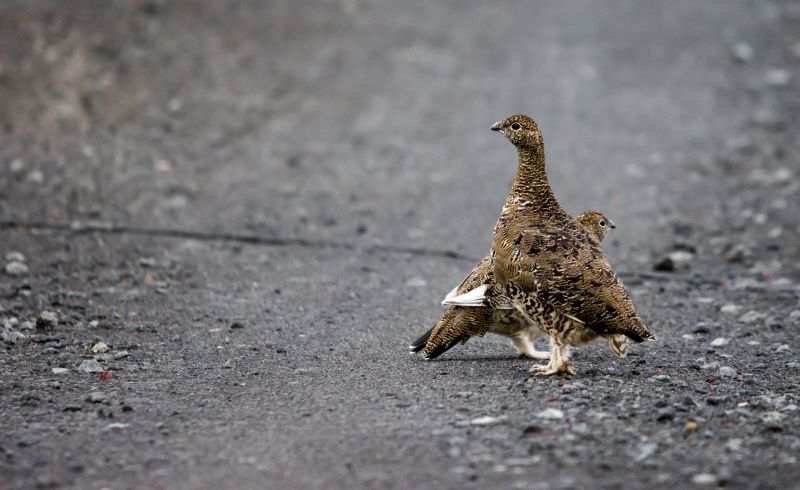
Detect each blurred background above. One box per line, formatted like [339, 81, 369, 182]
[1, 1, 799, 489]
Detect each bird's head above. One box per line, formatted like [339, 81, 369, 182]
[576, 210, 616, 242]
[490, 114, 543, 149]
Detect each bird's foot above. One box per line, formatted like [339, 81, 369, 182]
[531, 360, 575, 376]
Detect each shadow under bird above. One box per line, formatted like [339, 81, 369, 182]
[444, 115, 655, 375]
[410, 211, 629, 360]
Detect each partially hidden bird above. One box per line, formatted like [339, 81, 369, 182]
[409, 211, 629, 360]
[445, 115, 655, 375]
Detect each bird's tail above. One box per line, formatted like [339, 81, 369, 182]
[408, 327, 433, 353]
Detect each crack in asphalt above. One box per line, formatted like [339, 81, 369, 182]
[0, 219, 475, 262]
[3, 219, 796, 295]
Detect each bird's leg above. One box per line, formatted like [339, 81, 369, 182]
[531, 339, 575, 376]
[511, 332, 549, 360]
[608, 334, 629, 358]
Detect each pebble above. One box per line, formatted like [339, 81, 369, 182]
[467, 415, 506, 426]
[36, 311, 58, 330]
[701, 361, 720, 370]
[718, 366, 737, 377]
[692, 473, 718, 485]
[86, 391, 107, 404]
[51, 367, 69, 375]
[652, 374, 671, 382]
[732, 42, 754, 63]
[4, 261, 29, 276]
[656, 408, 675, 422]
[78, 359, 104, 373]
[9, 158, 25, 173]
[764, 68, 791, 87]
[653, 256, 675, 272]
[102, 423, 129, 431]
[91, 342, 109, 354]
[113, 350, 130, 360]
[738, 311, 766, 323]
[536, 408, 564, 419]
[685, 421, 699, 432]
[775, 344, 790, 353]
[726, 438, 743, 452]
[1, 327, 26, 344]
[635, 442, 657, 462]
[762, 412, 784, 430]
[5, 251, 26, 263]
[405, 277, 427, 287]
[720, 304, 739, 314]
[710, 337, 729, 347]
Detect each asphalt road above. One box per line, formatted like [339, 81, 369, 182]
[1, 1, 799, 489]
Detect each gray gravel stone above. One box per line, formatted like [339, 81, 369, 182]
[36, 311, 58, 330]
[5, 251, 26, 263]
[537, 408, 564, 419]
[78, 359, 104, 374]
[719, 366, 737, 377]
[86, 391, 108, 404]
[4, 261, 29, 276]
[51, 367, 69, 375]
[762, 411, 785, 430]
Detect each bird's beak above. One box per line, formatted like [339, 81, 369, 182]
[609, 219, 616, 229]
[490, 121, 503, 132]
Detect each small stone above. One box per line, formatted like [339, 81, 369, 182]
[635, 442, 657, 462]
[762, 411, 784, 430]
[720, 304, 739, 314]
[725, 438, 743, 452]
[468, 415, 506, 426]
[732, 42, 754, 63]
[91, 342, 109, 354]
[738, 311, 766, 324]
[1, 327, 26, 344]
[724, 244, 748, 263]
[718, 366, 736, 377]
[5, 251, 26, 263]
[685, 421, 699, 432]
[710, 337, 729, 347]
[4, 261, 29, 276]
[86, 391, 107, 404]
[138, 257, 158, 267]
[51, 367, 69, 375]
[764, 68, 791, 86]
[102, 423, 129, 431]
[230, 322, 245, 330]
[36, 311, 58, 330]
[652, 374, 671, 382]
[19, 321, 34, 331]
[668, 250, 694, 264]
[653, 256, 675, 272]
[775, 344, 790, 353]
[701, 361, 720, 370]
[9, 158, 25, 174]
[78, 359, 104, 373]
[405, 277, 427, 287]
[536, 408, 564, 420]
[113, 350, 130, 360]
[656, 408, 675, 422]
[692, 473, 718, 486]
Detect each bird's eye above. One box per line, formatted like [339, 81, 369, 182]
[510, 123, 521, 131]
[599, 220, 606, 227]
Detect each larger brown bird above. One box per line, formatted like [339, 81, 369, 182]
[409, 211, 628, 360]
[452, 115, 655, 375]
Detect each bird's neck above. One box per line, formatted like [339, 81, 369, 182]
[508, 146, 559, 211]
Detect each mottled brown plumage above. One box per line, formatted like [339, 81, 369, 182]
[409, 211, 627, 360]
[483, 114, 655, 375]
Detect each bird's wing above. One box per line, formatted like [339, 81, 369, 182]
[499, 222, 655, 342]
[442, 285, 515, 309]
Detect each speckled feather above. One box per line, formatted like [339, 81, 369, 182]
[470, 116, 655, 377]
[486, 115, 654, 347]
[410, 211, 623, 360]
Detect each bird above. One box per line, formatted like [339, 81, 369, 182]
[409, 211, 628, 360]
[452, 115, 655, 376]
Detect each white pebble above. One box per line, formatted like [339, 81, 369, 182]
[764, 68, 791, 86]
[91, 342, 109, 354]
[5, 251, 26, 263]
[720, 304, 739, 314]
[775, 344, 790, 353]
[51, 367, 69, 375]
[692, 473, 718, 485]
[537, 408, 564, 419]
[710, 337, 729, 347]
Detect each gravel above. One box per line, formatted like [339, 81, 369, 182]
[35, 311, 58, 331]
[77, 359, 104, 374]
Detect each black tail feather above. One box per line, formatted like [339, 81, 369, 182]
[422, 339, 461, 360]
[409, 327, 434, 353]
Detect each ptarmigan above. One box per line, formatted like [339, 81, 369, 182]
[451, 115, 655, 375]
[409, 211, 628, 360]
